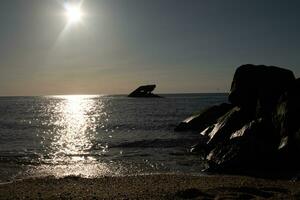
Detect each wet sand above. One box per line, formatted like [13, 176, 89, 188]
[0, 174, 299, 199]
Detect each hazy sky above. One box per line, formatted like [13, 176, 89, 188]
[0, 0, 300, 95]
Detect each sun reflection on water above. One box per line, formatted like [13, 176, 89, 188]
[52, 95, 94, 159]
[36, 95, 115, 177]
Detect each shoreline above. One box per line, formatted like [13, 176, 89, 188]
[1, 174, 299, 199]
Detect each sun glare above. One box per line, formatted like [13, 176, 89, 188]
[65, 3, 83, 24]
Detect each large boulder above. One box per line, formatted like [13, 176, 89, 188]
[183, 64, 300, 173]
[200, 107, 253, 148]
[229, 64, 295, 118]
[175, 103, 233, 132]
[191, 106, 252, 154]
[206, 119, 279, 172]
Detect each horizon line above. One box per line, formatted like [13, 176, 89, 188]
[0, 92, 229, 97]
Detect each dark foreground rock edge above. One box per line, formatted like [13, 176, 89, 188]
[176, 64, 300, 174]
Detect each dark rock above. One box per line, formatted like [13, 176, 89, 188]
[200, 107, 254, 148]
[128, 84, 161, 98]
[272, 78, 300, 167]
[206, 119, 279, 172]
[182, 64, 299, 173]
[191, 106, 252, 154]
[273, 78, 300, 138]
[190, 135, 211, 154]
[175, 103, 233, 132]
[229, 64, 295, 118]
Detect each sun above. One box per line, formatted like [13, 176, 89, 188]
[64, 3, 83, 24]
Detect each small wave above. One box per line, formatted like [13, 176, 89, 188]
[110, 138, 197, 149]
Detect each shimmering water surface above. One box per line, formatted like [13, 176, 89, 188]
[0, 94, 227, 182]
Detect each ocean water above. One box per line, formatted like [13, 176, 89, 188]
[0, 94, 227, 182]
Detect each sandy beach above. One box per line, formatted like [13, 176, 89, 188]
[0, 174, 299, 199]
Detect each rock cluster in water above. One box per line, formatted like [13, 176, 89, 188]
[176, 64, 300, 173]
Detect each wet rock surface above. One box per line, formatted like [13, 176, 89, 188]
[175, 103, 233, 132]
